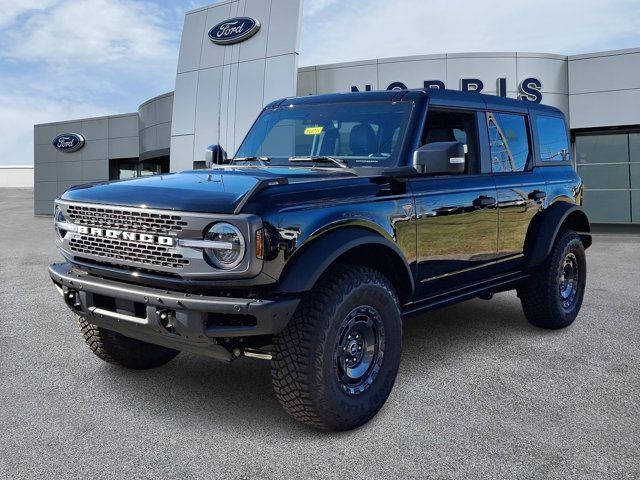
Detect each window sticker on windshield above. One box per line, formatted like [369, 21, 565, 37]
[304, 126, 323, 135]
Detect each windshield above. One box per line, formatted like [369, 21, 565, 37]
[235, 101, 413, 168]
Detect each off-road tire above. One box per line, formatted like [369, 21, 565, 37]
[77, 316, 180, 369]
[519, 230, 586, 329]
[271, 265, 402, 431]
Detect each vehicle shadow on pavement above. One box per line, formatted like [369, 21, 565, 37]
[401, 293, 541, 365]
[97, 293, 540, 433]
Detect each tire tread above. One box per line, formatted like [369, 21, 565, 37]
[77, 316, 180, 369]
[520, 230, 586, 329]
[271, 264, 401, 430]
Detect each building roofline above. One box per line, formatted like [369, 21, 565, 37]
[138, 91, 174, 110]
[34, 112, 138, 128]
[300, 51, 570, 70]
[186, 0, 237, 15]
[568, 47, 640, 61]
[279, 88, 562, 114]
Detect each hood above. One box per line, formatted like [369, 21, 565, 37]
[59, 166, 355, 213]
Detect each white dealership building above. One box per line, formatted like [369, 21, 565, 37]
[33, 0, 640, 224]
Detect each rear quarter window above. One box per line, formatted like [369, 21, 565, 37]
[536, 115, 571, 162]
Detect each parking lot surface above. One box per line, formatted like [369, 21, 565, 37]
[1, 188, 638, 479]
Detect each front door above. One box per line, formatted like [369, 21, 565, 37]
[410, 108, 498, 297]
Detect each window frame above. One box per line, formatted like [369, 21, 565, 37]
[235, 100, 415, 168]
[530, 111, 571, 168]
[486, 111, 534, 174]
[420, 106, 484, 175]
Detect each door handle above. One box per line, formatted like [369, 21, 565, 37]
[528, 190, 547, 201]
[473, 195, 496, 208]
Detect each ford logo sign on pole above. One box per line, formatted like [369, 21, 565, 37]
[208, 17, 260, 45]
[52, 133, 85, 153]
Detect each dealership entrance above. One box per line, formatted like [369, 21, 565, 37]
[575, 130, 640, 223]
[108, 156, 170, 181]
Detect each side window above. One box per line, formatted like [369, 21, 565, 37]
[487, 113, 531, 173]
[422, 109, 480, 173]
[536, 115, 571, 162]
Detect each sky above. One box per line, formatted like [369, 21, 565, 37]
[1, 0, 639, 166]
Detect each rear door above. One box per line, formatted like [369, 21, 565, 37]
[486, 110, 547, 264]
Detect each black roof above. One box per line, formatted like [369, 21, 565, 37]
[270, 88, 563, 115]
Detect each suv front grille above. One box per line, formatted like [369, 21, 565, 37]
[66, 204, 187, 235]
[58, 200, 253, 279]
[69, 235, 189, 269]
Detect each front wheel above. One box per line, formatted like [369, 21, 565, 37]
[271, 265, 402, 431]
[519, 230, 587, 329]
[77, 316, 180, 369]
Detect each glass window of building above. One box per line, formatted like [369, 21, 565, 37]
[631, 133, 640, 223]
[630, 133, 640, 189]
[140, 157, 169, 176]
[575, 131, 638, 224]
[109, 157, 169, 180]
[109, 158, 138, 180]
[575, 133, 628, 165]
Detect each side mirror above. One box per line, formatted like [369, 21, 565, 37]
[413, 141, 465, 175]
[205, 144, 228, 166]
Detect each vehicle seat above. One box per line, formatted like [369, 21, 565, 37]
[425, 128, 455, 144]
[349, 124, 377, 156]
[319, 128, 340, 156]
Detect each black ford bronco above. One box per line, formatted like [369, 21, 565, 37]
[49, 89, 591, 431]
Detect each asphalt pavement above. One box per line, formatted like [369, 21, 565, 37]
[1, 188, 638, 479]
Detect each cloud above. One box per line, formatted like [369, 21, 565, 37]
[0, 0, 56, 29]
[299, 0, 640, 66]
[0, 91, 110, 166]
[2, 0, 639, 167]
[0, 0, 186, 165]
[303, 0, 340, 17]
[2, 0, 179, 68]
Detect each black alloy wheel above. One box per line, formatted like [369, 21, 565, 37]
[334, 305, 385, 396]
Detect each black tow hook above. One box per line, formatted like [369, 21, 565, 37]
[156, 309, 177, 334]
[65, 289, 82, 310]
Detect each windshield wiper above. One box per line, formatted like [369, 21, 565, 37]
[230, 156, 271, 166]
[288, 156, 348, 169]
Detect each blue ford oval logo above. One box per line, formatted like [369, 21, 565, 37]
[208, 17, 260, 45]
[52, 133, 85, 153]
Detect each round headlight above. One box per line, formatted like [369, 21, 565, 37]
[54, 206, 67, 240]
[204, 223, 245, 269]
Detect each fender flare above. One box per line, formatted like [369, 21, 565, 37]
[275, 227, 415, 301]
[525, 203, 592, 268]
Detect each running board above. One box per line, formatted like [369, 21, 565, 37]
[402, 271, 529, 319]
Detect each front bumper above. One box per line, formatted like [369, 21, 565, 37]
[49, 263, 299, 362]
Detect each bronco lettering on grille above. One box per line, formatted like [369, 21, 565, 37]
[77, 226, 176, 246]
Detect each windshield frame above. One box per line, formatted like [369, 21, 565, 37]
[234, 100, 417, 169]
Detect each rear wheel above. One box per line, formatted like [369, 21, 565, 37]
[271, 265, 402, 431]
[77, 316, 180, 369]
[519, 230, 587, 329]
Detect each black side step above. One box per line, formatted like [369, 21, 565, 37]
[402, 271, 528, 319]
